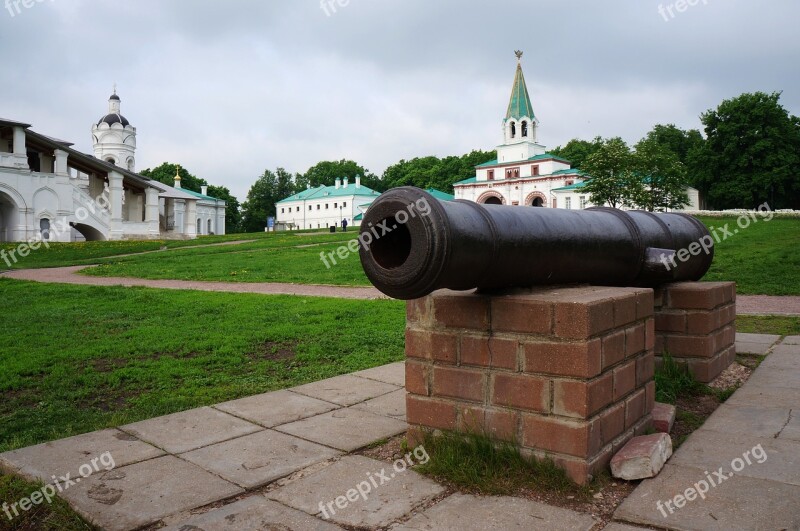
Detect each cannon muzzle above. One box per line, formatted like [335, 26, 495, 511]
[358, 187, 713, 300]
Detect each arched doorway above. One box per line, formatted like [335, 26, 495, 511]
[531, 197, 543, 207]
[0, 192, 18, 242]
[484, 196, 502, 205]
[525, 192, 547, 208]
[71, 223, 107, 242]
[477, 191, 506, 205]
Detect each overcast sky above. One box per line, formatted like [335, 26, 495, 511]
[2, 0, 799, 200]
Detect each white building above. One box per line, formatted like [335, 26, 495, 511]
[0, 91, 225, 242]
[276, 176, 380, 230]
[455, 52, 699, 211]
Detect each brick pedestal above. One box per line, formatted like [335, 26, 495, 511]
[405, 286, 655, 484]
[653, 282, 736, 383]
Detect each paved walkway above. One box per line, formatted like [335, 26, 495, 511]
[0, 363, 597, 530]
[1, 335, 799, 529]
[4, 265, 800, 313]
[613, 335, 800, 530]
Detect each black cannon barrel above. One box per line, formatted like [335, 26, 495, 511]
[358, 187, 714, 300]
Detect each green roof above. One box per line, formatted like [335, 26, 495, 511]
[475, 153, 572, 168]
[353, 213, 363, 221]
[425, 188, 455, 201]
[277, 182, 380, 204]
[551, 180, 588, 192]
[506, 61, 535, 121]
[178, 188, 225, 202]
[453, 177, 478, 186]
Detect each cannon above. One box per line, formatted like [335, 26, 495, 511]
[358, 187, 714, 300]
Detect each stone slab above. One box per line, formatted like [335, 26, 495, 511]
[735, 341, 774, 355]
[778, 412, 800, 442]
[725, 382, 800, 409]
[697, 404, 792, 438]
[734, 332, 781, 345]
[743, 365, 800, 389]
[120, 406, 262, 454]
[671, 429, 800, 486]
[783, 335, 800, 345]
[611, 434, 672, 481]
[214, 389, 339, 427]
[757, 351, 800, 371]
[615, 463, 800, 530]
[604, 524, 651, 531]
[290, 374, 400, 406]
[161, 495, 344, 530]
[180, 429, 341, 489]
[276, 407, 407, 452]
[352, 362, 406, 386]
[59, 455, 242, 531]
[772, 343, 800, 356]
[0, 428, 165, 485]
[268, 455, 445, 528]
[394, 493, 597, 531]
[351, 388, 406, 419]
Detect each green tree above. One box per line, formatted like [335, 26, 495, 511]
[581, 138, 641, 209]
[699, 91, 800, 209]
[297, 159, 385, 192]
[140, 162, 242, 233]
[631, 138, 689, 211]
[381, 149, 496, 192]
[240, 168, 295, 232]
[550, 137, 602, 169]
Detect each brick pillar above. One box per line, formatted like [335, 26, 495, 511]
[653, 282, 736, 383]
[405, 286, 655, 485]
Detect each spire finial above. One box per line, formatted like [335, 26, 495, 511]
[113, 82, 117, 95]
[175, 164, 181, 181]
[514, 50, 523, 61]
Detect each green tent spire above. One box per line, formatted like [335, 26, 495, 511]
[505, 51, 535, 121]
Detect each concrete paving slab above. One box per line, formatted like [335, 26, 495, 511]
[268, 455, 445, 528]
[604, 524, 651, 531]
[352, 362, 406, 386]
[0, 428, 164, 485]
[725, 381, 800, 409]
[735, 333, 781, 345]
[120, 406, 262, 454]
[161, 495, 344, 530]
[59, 455, 242, 531]
[394, 493, 597, 531]
[772, 343, 800, 355]
[290, 374, 400, 406]
[214, 389, 339, 427]
[778, 412, 800, 442]
[180, 429, 341, 489]
[697, 404, 792, 438]
[351, 388, 406, 419]
[671, 429, 800, 486]
[735, 341, 774, 355]
[745, 365, 800, 389]
[758, 351, 800, 371]
[784, 335, 800, 345]
[276, 408, 407, 452]
[615, 463, 800, 530]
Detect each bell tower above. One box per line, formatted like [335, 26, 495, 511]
[92, 86, 137, 172]
[497, 52, 545, 163]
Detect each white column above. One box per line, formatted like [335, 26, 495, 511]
[108, 171, 124, 240]
[145, 188, 160, 237]
[54, 149, 69, 176]
[184, 199, 197, 238]
[12, 127, 28, 169]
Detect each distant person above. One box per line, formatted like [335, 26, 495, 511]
[342, 219, 348, 232]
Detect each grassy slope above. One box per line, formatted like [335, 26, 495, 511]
[0, 279, 404, 453]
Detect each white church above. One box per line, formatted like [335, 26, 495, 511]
[0, 91, 226, 242]
[454, 53, 699, 210]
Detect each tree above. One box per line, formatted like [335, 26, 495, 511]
[644, 124, 704, 165]
[699, 91, 800, 210]
[550, 137, 602, 169]
[297, 159, 386, 193]
[581, 138, 642, 209]
[631, 138, 689, 211]
[381, 149, 496, 191]
[140, 162, 242, 233]
[240, 168, 295, 232]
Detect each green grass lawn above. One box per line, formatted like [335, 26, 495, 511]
[0, 278, 404, 453]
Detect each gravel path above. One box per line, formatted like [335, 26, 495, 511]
[3, 265, 799, 312]
[2, 265, 386, 300]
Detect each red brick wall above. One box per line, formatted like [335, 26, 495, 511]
[405, 286, 655, 484]
[653, 282, 736, 383]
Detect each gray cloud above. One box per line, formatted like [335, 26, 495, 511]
[2, 0, 798, 200]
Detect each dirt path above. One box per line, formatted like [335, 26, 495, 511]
[3, 265, 799, 311]
[2, 265, 386, 300]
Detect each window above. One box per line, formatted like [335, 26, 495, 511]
[506, 167, 520, 179]
[309, 205, 312, 211]
[334, 202, 338, 208]
[565, 197, 572, 210]
[579, 196, 587, 209]
[487, 170, 494, 181]
[317, 204, 320, 210]
[197, 218, 202, 234]
[207, 219, 212, 234]
[281, 208, 285, 214]
[565, 180, 574, 186]
[532, 165, 539, 176]
[39, 218, 50, 240]
[325, 204, 329, 209]
[521, 121, 528, 137]
[343, 202, 347, 207]
[553, 198, 557, 208]
[510, 122, 516, 138]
